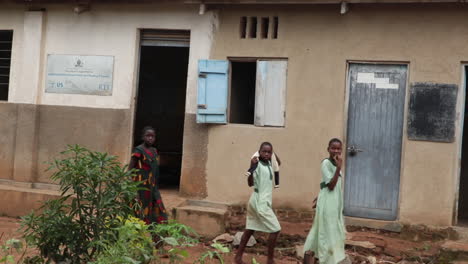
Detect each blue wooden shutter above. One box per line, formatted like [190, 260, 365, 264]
[197, 60, 229, 124]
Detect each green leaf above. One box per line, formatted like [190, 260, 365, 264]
[163, 237, 179, 246]
[6, 255, 14, 263]
[211, 242, 230, 253]
[122, 256, 140, 264]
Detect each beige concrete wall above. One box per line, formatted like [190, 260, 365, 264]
[0, 4, 216, 192]
[205, 3, 468, 226]
[35, 105, 133, 183]
[2, 4, 217, 110]
[0, 184, 61, 217]
[0, 103, 18, 181]
[37, 4, 216, 111]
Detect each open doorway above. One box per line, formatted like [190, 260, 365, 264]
[459, 66, 468, 226]
[133, 30, 190, 189]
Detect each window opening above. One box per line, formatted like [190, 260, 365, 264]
[229, 61, 256, 124]
[272, 17, 279, 39]
[261, 17, 269, 39]
[0, 30, 13, 101]
[249, 17, 257, 39]
[240, 17, 247, 39]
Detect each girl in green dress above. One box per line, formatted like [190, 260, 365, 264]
[235, 142, 281, 264]
[303, 138, 346, 264]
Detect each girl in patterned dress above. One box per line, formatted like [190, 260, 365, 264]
[129, 126, 168, 225]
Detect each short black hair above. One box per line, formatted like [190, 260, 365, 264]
[259, 141, 273, 151]
[141, 126, 155, 137]
[328, 138, 342, 147]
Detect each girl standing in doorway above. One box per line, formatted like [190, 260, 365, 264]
[235, 142, 281, 264]
[303, 138, 346, 264]
[129, 126, 168, 225]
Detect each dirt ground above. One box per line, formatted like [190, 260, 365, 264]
[1, 189, 467, 263]
[1, 215, 465, 264]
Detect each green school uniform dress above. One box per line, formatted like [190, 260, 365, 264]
[246, 160, 281, 233]
[303, 158, 346, 264]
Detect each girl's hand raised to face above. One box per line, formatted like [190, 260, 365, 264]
[251, 157, 259, 164]
[334, 154, 343, 168]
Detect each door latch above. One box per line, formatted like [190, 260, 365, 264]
[347, 145, 364, 156]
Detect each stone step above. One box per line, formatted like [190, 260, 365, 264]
[175, 204, 228, 239]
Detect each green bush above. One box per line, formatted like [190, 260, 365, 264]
[91, 216, 154, 264]
[21, 145, 140, 263]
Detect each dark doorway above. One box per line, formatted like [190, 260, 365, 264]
[134, 37, 189, 189]
[459, 66, 468, 226]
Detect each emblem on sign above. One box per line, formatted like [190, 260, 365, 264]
[75, 59, 84, 67]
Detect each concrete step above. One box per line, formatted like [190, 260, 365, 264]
[345, 216, 403, 232]
[441, 240, 468, 262]
[454, 226, 468, 243]
[185, 199, 230, 210]
[175, 203, 228, 239]
[442, 241, 468, 253]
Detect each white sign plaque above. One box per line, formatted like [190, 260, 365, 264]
[357, 72, 399, 90]
[46, 54, 114, 96]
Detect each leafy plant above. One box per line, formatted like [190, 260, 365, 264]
[195, 243, 230, 264]
[252, 258, 260, 264]
[165, 248, 189, 264]
[21, 145, 140, 263]
[0, 238, 23, 264]
[91, 216, 154, 264]
[152, 220, 198, 248]
[152, 220, 198, 264]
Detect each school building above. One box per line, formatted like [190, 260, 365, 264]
[0, 0, 467, 229]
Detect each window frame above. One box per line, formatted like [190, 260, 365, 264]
[227, 57, 288, 127]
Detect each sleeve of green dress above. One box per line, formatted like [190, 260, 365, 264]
[321, 159, 335, 184]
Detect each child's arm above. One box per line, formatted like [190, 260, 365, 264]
[128, 156, 138, 171]
[327, 155, 342, 191]
[247, 157, 259, 174]
[247, 157, 258, 187]
[274, 171, 280, 187]
[244, 152, 260, 176]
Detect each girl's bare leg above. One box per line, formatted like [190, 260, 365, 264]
[234, 229, 254, 264]
[267, 231, 280, 264]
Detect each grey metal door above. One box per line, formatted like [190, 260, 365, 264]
[344, 63, 407, 220]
